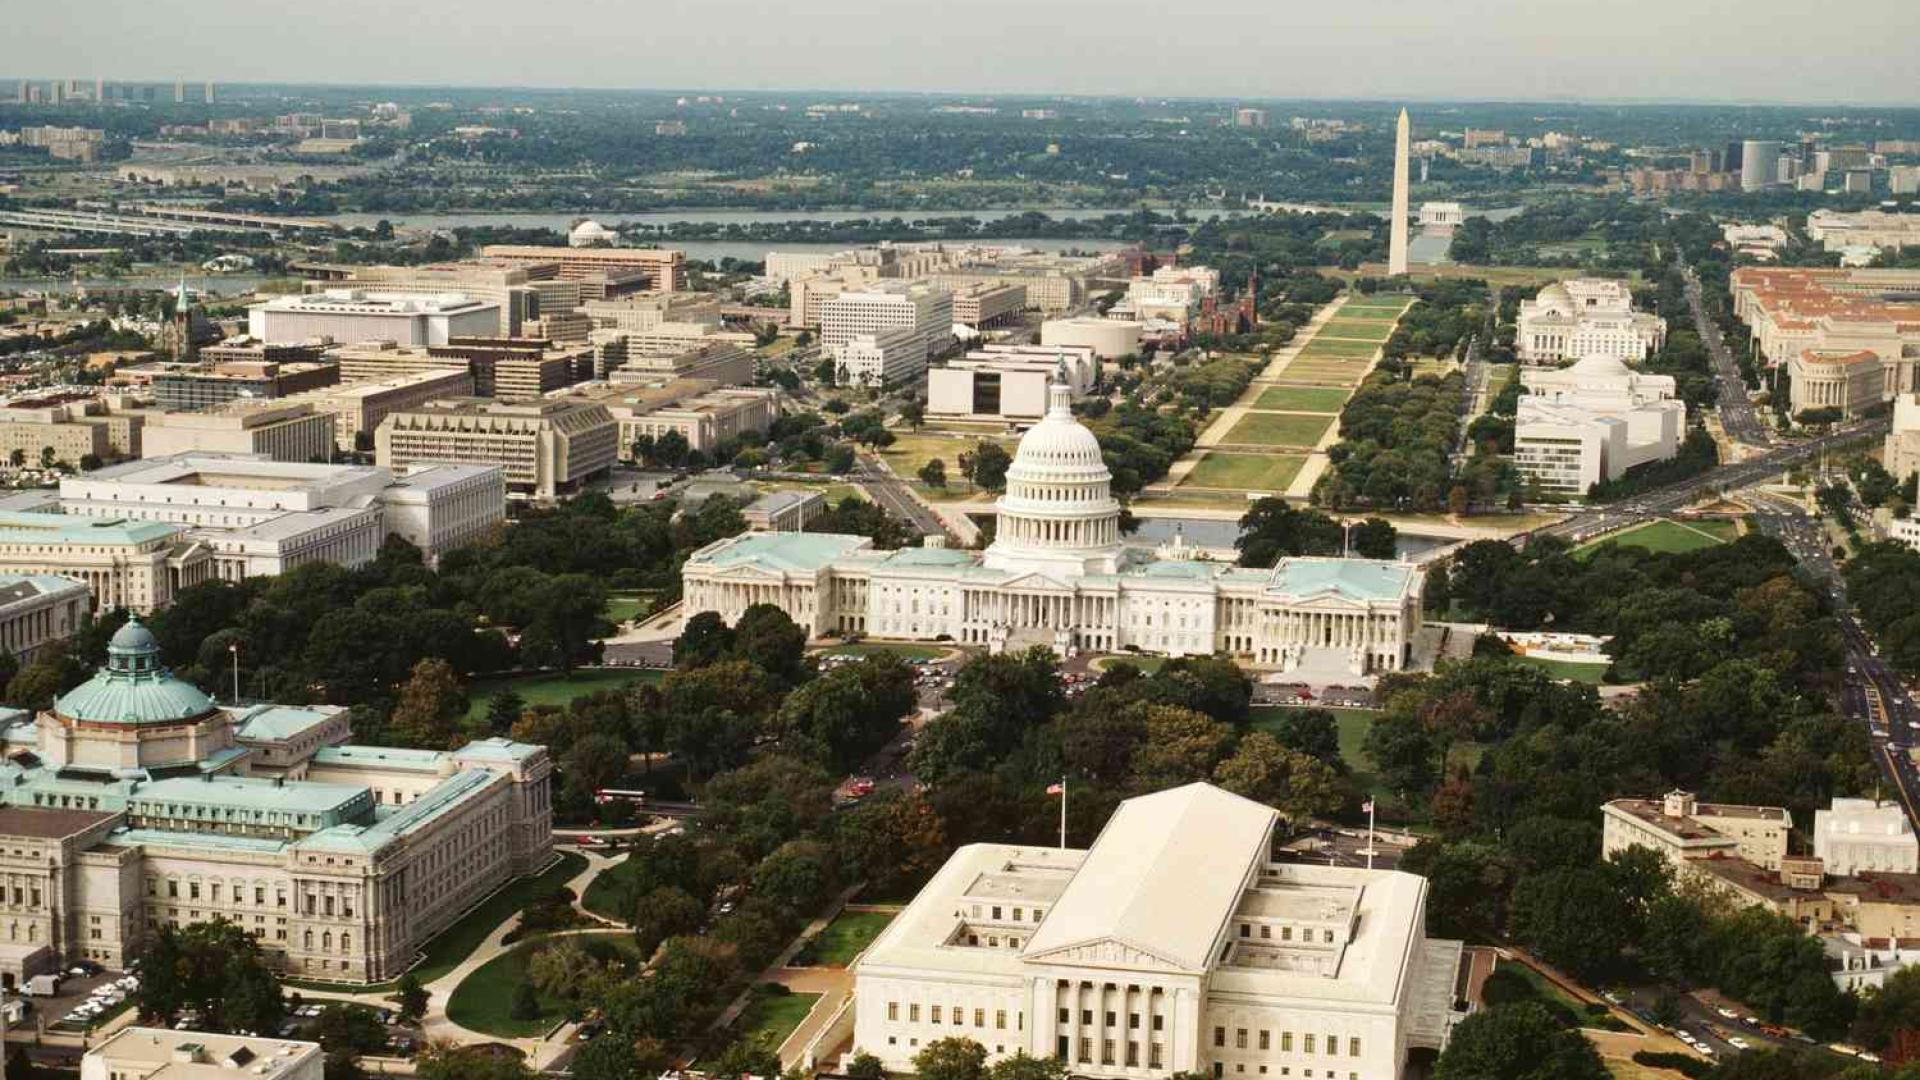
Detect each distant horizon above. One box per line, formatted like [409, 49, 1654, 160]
[6, 0, 1917, 109]
[1, 77, 1915, 113]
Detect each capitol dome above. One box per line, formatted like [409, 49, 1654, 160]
[54, 617, 219, 726]
[983, 383, 1123, 577]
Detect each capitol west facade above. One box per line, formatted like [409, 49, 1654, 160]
[683, 386, 1422, 675]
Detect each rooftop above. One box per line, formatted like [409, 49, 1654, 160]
[1265, 557, 1418, 603]
[0, 805, 115, 839]
[686, 531, 873, 575]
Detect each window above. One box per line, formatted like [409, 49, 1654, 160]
[996, 1011, 1007, 1030]
[1236, 1029, 1248, 1050]
[1282, 1033, 1294, 1052]
[1260, 926, 1271, 939]
[931, 1006, 942, 1024]
[1129, 1013, 1140, 1030]
[1057, 1037, 1070, 1060]
[1259, 1032, 1271, 1051]
[954, 1005, 964, 1027]
[1153, 1015, 1164, 1032]
[1059, 1008, 1070, 1024]
[1214, 1027, 1226, 1048]
[1348, 1038, 1360, 1057]
[1239, 924, 1250, 938]
[1150, 1044, 1163, 1069]
[974, 1009, 985, 1027]
[1083, 1010, 1093, 1025]
[888, 1003, 898, 1022]
[1102, 1040, 1114, 1065]
[1304, 1035, 1315, 1054]
[1324, 1034, 1335, 1055]
[1106, 1012, 1116, 1027]
[1127, 1043, 1139, 1066]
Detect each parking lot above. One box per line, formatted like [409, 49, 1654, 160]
[14, 964, 138, 1034]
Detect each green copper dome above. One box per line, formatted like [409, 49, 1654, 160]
[54, 617, 219, 725]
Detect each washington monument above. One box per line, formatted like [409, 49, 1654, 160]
[1388, 107, 1410, 276]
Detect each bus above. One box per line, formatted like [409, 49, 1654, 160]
[594, 788, 648, 806]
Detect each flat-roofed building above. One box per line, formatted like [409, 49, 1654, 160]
[1042, 317, 1142, 359]
[821, 284, 954, 371]
[1602, 790, 1792, 873]
[851, 783, 1464, 1078]
[376, 398, 617, 499]
[836, 325, 928, 388]
[140, 402, 336, 464]
[951, 282, 1028, 329]
[480, 244, 684, 293]
[380, 464, 507, 566]
[1887, 394, 1920, 482]
[1511, 354, 1685, 495]
[930, 345, 1099, 422]
[581, 293, 725, 332]
[305, 258, 546, 336]
[248, 291, 500, 347]
[0, 512, 212, 613]
[84, 1027, 323, 1080]
[1815, 798, 1920, 877]
[593, 334, 753, 385]
[0, 574, 90, 664]
[1790, 348, 1888, 418]
[570, 380, 782, 459]
[742, 490, 825, 532]
[1806, 209, 1920, 253]
[427, 337, 594, 400]
[1729, 268, 1920, 397]
[138, 358, 340, 413]
[279, 366, 473, 451]
[0, 392, 145, 464]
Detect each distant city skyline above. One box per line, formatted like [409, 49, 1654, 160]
[3, 0, 1918, 107]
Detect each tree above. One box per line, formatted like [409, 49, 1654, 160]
[675, 610, 736, 669]
[1262, 708, 1342, 768]
[131, 920, 286, 1035]
[527, 938, 598, 1005]
[415, 1044, 537, 1080]
[919, 458, 948, 488]
[485, 688, 526, 735]
[901, 399, 926, 430]
[571, 1035, 644, 1080]
[632, 885, 707, 956]
[1435, 1002, 1609, 1080]
[388, 658, 467, 749]
[1235, 497, 1341, 567]
[960, 441, 1012, 492]
[846, 1050, 888, 1080]
[987, 1051, 1069, 1080]
[1212, 732, 1342, 821]
[732, 603, 810, 686]
[1509, 866, 1633, 983]
[1129, 705, 1232, 792]
[509, 979, 541, 1021]
[392, 973, 428, 1024]
[913, 1037, 988, 1080]
[1349, 516, 1399, 559]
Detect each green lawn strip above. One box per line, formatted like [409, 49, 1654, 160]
[1514, 655, 1611, 685]
[1254, 386, 1351, 412]
[813, 642, 948, 661]
[1179, 452, 1307, 492]
[1334, 308, 1405, 320]
[1093, 654, 1167, 674]
[446, 931, 643, 1038]
[466, 669, 662, 722]
[1221, 413, 1337, 449]
[284, 851, 589, 994]
[605, 595, 651, 625]
[1319, 320, 1397, 341]
[807, 910, 896, 966]
[1295, 340, 1379, 358]
[699, 987, 823, 1065]
[581, 855, 634, 923]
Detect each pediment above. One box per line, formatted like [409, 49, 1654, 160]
[705, 563, 789, 582]
[999, 572, 1074, 593]
[1022, 935, 1193, 973]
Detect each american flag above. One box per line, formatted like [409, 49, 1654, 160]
[1361, 799, 1374, 814]
[1047, 781, 1064, 796]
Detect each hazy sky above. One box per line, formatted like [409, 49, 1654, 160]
[6, 0, 1918, 106]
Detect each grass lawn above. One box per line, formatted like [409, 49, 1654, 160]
[808, 910, 896, 966]
[447, 932, 643, 1038]
[1180, 452, 1307, 492]
[1574, 518, 1731, 557]
[1319, 319, 1397, 341]
[814, 642, 949, 661]
[287, 851, 588, 993]
[1222, 413, 1336, 449]
[704, 988, 822, 1062]
[1254, 386, 1351, 412]
[1516, 655, 1611, 684]
[881, 432, 1015, 485]
[604, 594, 651, 625]
[1342, 296, 1413, 310]
[466, 669, 663, 723]
[1251, 706, 1386, 798]
[581, 854, 635, 922]
[1295, 339, 1379, 358]
[1093, 654, 1167, 673]
[1335, 307, 1404, 320]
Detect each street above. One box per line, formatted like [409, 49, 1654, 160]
[855, 452, 957, 542]
[1682, 263, 1771, 447]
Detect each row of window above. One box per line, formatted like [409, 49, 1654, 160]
[886, 1002, 1022, 1031]
[1059, 1007, 1165, 1032]
[1214, 1027, 1362, 1058]
[1236, 923, 1337, 944]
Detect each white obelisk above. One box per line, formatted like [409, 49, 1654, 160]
[1388, 108, 1411, 276]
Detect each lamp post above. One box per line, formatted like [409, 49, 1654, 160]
[229, 641, 240, 705]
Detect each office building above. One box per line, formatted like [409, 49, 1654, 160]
[742, 491, 826, 532]
[1730, 268, 1920, 402]
[1515, 279, 1667, 364]
[836, 326, 929, 388]
[686, 386, 1422, 672]
[1741, 140, 1783, 190]
[137, 357, 340, 413]
[279, 366, 473, 452]
[376, 398, 618, 499]
[481, 244, 684, 293]
[1805, 209, 1920, 253]
[83, 1028, 323, 1080]
[1041, 318, 1142, 360]
[300, 260, 543, 337]
[821, 285, 955, 373]
[0, 392, 145, 463]
[1234, 107, 1270, 129]
[1511, 354, 1685, 495]
[849, 783, 1463, 1078]
[929, 344, 1099, 422]
[580, 293, 726, 333]
[0, 575, 90, 665]
[426, 337, 594, 399]
[1602, 790, 1792, 873]
[594, 336, 753, 385]
[140, 402, 337, 464]
[378, 464, 509, 565]
[1815, 799, 1919, 877]
[1886, 394, 1920, 482]
[950, 282, 1028, 329]
[568, 380, 782, 459]
[248, 291, 500, 348]
[1790, 349, 1887, 418]
[0, 512, 212, 613]
[0, 619, 551, 984]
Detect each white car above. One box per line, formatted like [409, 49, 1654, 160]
[1716, 1007, 1738, 1019]
[1728, 1037, 1751, 1050]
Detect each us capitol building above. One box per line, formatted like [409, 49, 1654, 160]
[0, 621, 551, 986]
[683, 385, 1421, 675]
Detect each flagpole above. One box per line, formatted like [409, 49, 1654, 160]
[1366, 800, 1376, 871]
[1059, 776, 1067, 850]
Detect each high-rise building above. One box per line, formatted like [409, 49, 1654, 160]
[1741, 140, 1783, 191]
[820, 284, 954, 377]
[1388, 109, 1411, 276]
[375, 398, 618, 499]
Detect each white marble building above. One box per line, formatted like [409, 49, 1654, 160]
[850, 784, 1464, 1079]
[1517, 279, 1667, 365]
[682, 385, 1421, 675]
[1512, 354, 1687, 495]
